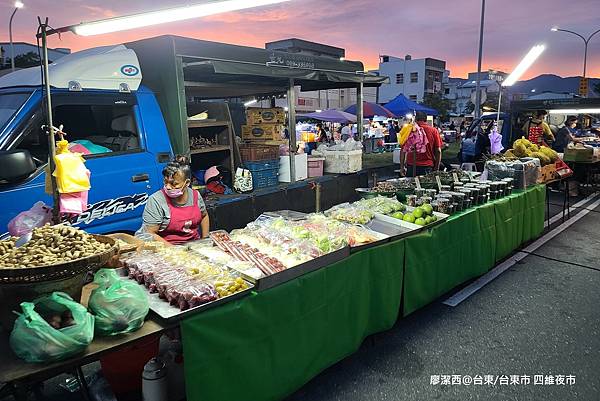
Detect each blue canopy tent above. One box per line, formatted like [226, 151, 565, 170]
[384, 94, 439, 117]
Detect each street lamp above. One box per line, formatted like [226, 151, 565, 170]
[35, 0, 292, 221]
[9, 1, 24, 71]
[496, 44, 546, 127]
[551, 26, 600, 79]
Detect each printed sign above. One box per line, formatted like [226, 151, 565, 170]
[120, 64, 140, 76]
[72, 193, 148, 226]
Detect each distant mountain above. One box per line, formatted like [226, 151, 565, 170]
[508, 74, 600, 97]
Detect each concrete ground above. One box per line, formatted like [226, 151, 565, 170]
[285, 194, 600, 401]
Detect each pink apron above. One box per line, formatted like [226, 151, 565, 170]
[160, 189, 202, 244]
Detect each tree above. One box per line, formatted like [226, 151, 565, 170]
[464, 101, 475, 115]
[421, 92, 453, 121]
[13, 52, 42, 68]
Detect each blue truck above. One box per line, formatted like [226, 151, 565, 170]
[0, 44, 176, 234]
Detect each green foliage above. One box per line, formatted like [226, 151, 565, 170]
[421, 92, 453, 121]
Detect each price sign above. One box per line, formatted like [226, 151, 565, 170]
[415, 176, 422, 189]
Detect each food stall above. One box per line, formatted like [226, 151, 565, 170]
[0, 168, 546, 400]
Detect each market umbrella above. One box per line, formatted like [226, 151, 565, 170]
[384, 94, 439, 116]
[297, 109, 357, 123]
[344, 101, 395, 118]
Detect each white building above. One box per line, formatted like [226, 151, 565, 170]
[0, 42, 70, 68]
[446, 70, 507, 115]
[375, 54, 446, 103]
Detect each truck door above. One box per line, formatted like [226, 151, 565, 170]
[2, 91, 162, 234]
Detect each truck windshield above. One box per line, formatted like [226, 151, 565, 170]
[0, 92, 32, 132]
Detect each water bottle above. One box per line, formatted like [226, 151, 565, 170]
[142, 357, 168, 401]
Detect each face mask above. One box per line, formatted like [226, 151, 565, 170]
[164, 187, 184, 198]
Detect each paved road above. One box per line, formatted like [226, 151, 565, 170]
[286, 198, 600, 401]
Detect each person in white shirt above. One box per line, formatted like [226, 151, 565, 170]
[341, 124, 351, 141]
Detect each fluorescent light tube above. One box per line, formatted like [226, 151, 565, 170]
[72, 0, 291, 36]
[502, 44, 546, 87]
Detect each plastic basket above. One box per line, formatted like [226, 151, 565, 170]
[244, 159, 279, 189]
[239, 144, 280, 162]
[307, 157, 324, 177]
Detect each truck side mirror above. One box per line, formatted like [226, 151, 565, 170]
[0, 150, 37, 183]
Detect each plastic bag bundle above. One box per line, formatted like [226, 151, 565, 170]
[53, 139, 91, 194]
[89, 269, 149, 336]
[7, 201, 52, 237]
[9, 292, 94, 363]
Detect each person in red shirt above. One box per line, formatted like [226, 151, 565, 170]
[399, 111, 442, 177]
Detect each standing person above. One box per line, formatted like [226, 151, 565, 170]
[399, 111, 442, 177]
[522, 110, 555, 146]
[460, 132, 477, 163]
[553, 116, 580, 153]
[316, 123, 328, 143]
[388, 120, 398, 143]
[142, 155, 209, 244]
[341, 123, 351, 141]
[449, 121, 456, 132]
[459, 121, 466, 135]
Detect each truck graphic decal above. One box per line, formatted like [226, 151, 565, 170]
[72, 193, 148, 226]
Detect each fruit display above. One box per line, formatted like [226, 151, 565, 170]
[0, 225, 113, 268]
[505, 137, 559, 166]
[390, 204, 438, 226]
[121, 245, 250, 311]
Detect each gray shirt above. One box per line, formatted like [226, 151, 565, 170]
[143, 188, 207, 231]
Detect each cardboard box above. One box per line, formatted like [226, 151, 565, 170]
[246, 108, 286, 125]
[563, 145, 594, 162]
[242, 124, 284, 141]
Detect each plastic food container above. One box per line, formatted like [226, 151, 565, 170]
[425, 189, 438, 197]
[406, 195, 418, 207]
[307, 157, 325, 178]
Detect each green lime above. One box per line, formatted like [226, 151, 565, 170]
[413, 207, 424, 218]
[415, 218, 426, 226]
[403, 214, 416, 223]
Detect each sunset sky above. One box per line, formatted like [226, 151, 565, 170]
[2, 0, 599, 79]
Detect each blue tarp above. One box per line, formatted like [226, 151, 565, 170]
[384, 94, 439, 116]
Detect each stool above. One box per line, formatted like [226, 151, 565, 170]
[460, 163, 477, 172]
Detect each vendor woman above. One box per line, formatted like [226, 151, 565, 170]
[142, 156, 209, 244]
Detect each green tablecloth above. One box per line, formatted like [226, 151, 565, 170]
[181, 185, 545, 401]
[182, 241, 404, 401]
[402, 185, 546, 316]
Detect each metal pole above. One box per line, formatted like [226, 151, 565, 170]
[474, 0, 486, 119]
[287, 79, 297, 183]
[357, 82, 364, 141]
[583, 41, 587, 80]
[315, 182, 321, 213]
[41, 22, 60, 223]
[9, 7, 18, 71]
[495, 88, 502, 128]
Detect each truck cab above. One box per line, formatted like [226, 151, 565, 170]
[0, 45, 173, 234]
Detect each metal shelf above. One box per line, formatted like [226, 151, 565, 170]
[187, 120, 230, 128]
[189, 145, 231, 155]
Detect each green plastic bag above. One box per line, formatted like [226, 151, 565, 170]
[89, 269, 149, 336]
[9, 292, 95, 363]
